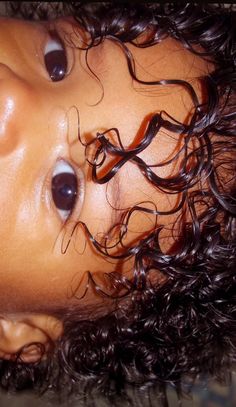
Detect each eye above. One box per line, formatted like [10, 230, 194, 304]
[44, 34, 68, 82]
[51, 160, 78, 221]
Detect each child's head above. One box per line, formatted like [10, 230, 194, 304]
[0, 1, 235, 403]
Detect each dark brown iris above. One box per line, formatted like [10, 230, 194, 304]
[45, 48, 67, 82]
[51, 172, 77, 211]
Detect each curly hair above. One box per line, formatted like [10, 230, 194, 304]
[1, 2, 236, 406]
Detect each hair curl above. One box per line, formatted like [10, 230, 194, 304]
[1, 2, 236, 406]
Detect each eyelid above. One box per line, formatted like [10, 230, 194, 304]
[64, 164, 85, 225]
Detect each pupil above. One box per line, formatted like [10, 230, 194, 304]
[51, 173, 77, 211]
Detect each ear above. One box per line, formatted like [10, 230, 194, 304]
[0, 314, 63, 363]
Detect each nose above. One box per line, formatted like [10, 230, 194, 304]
[0, 63, 38, 155]
[0, 319, 48, 363]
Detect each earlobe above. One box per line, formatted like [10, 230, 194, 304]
[0, 314, 63, 363]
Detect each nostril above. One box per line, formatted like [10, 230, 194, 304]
[17, 342, 46, 363]
[0, 316, 61, 363]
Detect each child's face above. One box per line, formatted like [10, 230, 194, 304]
[0, 17, 210, 315]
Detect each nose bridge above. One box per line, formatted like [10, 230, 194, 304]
[0, 63, 37, 155]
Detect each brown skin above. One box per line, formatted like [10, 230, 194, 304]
[0, 17, 211, 360]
